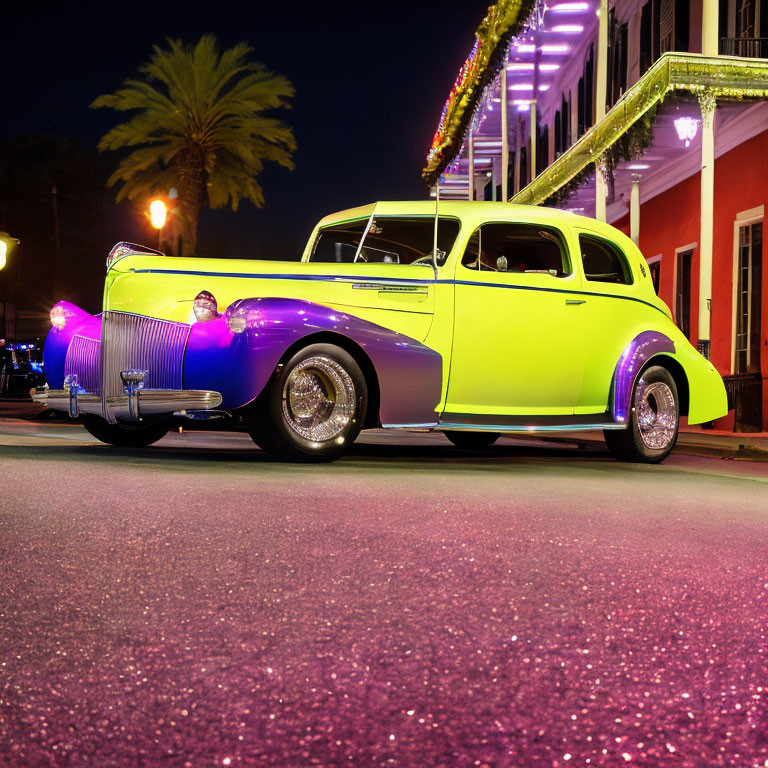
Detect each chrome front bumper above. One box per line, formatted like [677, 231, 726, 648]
[33, 387, 222, 422]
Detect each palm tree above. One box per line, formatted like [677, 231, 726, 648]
[92, 35, 296, 256]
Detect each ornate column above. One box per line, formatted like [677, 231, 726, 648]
[514, 115, 521, 195]
[697, 91, 717, 358]
[530, 100, 538, 181]
[595, 156, 607, 222]
[594, 0, 609, 220]
[468, 135, 474, 201]
[501, 68, 509, 201]
[702, 0, 719, 57]
[630, 174, 641, 245]
[596, 0, 608, 123]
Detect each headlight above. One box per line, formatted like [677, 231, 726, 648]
[193, 291, 218, 322]
[50, 304, 69, 330]
[226, 307, 247, 334]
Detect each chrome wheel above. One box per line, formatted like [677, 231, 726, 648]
[635, 378, 677, 450]
[281, 355, 356, 443]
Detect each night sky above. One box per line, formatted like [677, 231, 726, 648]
[1, 1, 488, 260]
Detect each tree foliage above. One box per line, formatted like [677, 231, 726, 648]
[92, 35, 296, 255]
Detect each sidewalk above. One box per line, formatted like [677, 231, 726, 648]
[538, 425, 768, 461]
[1, 397, 766, 460]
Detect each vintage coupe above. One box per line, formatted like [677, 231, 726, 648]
[36, 201, 727, 462]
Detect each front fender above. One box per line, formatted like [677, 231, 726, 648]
[183, 298, 443, 424]
[43, 302, 102, 390]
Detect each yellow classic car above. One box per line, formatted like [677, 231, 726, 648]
[37, 201, 727, 462]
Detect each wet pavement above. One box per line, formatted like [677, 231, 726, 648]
[1, 420, 768, 767]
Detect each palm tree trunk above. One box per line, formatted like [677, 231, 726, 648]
[177, 145, 209, 257]
[179, 200, 199, 257]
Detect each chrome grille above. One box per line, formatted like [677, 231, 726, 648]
[64, 334, 101, 393]
[101, 312, 190, 400]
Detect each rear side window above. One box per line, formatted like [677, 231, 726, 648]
[461, 222, 571, 276]
[579, 234, 633, 284]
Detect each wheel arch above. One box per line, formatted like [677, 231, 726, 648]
[276, 331, 382, 429]
[642, 354, 690, 417]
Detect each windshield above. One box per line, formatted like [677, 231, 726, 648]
[310, 217, 460, 266]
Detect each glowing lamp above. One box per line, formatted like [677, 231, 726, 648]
[674, 117, 699, 147]
[50, 305, 68, 330]
[0, 240, 6, 271]
[149, 199, 167, 230]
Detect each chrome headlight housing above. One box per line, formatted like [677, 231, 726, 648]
[193, 291, 218, 322]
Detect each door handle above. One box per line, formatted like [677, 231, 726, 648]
[565, 299, 586, 305]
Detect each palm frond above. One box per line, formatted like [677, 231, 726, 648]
[92, 33, 296, 218]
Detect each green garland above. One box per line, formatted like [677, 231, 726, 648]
[542, 100, 662, 207]
[422, 0, 537, 188]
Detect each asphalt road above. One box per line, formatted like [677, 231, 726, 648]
[1, 419, 768, 768]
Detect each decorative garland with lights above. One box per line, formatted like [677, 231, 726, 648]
[422, 0, 537, 188]
[543, 100, 662, 207]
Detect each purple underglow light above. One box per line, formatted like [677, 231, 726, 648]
[551, 24, 584, 32]
[507, 63, 535, 71]
[509, 83, 534, 90]
[541, 44, 571, 53]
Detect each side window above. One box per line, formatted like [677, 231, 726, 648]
[579, 234, 633, 284]
[312, 220, 369, 263]
[311, 217, 460, 265]
[461, 223, 571, 277]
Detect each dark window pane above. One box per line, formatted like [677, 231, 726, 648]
[312, 217, 460, 265]
[462, 223, 571, 276]
[311, 220, 368, 263]
[579, 234, 633, 284]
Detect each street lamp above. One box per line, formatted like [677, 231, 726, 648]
[0, 233, 19, 342]
[0, 233, 19, 271]
[149, 199, 167, 249]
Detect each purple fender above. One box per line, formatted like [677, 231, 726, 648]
[184, 298, 443, 425]
[43, 302, 102, 390]
[611, 331, 676, 423]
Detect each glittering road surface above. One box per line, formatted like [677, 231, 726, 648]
[2, 420, 768, 768]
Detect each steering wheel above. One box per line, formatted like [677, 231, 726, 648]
[411, 253, 436, 266]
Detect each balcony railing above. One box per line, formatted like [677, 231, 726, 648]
[719, 37, 768, 58]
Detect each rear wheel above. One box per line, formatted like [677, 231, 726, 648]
[248, 343, 367, 462]
[80, 415, 169, 448]
[443, 431, 500, 450]
[604, 365, 679, 463]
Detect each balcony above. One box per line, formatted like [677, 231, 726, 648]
[511, 53, 768, 208]
[719, 37, 768, 58]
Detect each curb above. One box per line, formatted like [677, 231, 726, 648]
[535, 432, 768, 462]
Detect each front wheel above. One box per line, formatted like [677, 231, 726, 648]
[443, 431, 500, 450]
[248, 343, 367, 462]
[604, 365, 679, 463]
[80, 415, 169, 447]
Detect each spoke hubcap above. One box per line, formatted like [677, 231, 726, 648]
[634, 379, 677, 450]
[282, 356, 356, 443]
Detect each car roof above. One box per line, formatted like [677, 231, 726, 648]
[315, 200, 619, 236]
